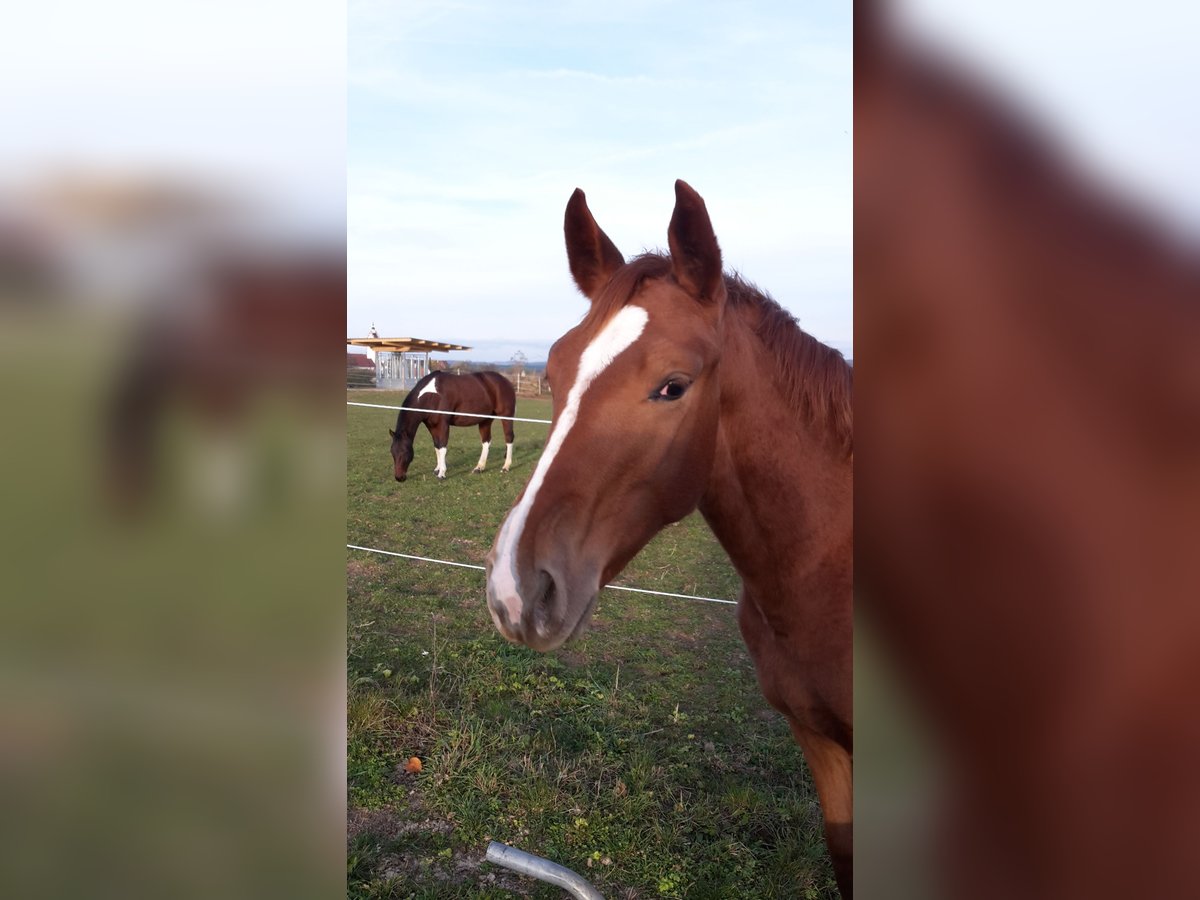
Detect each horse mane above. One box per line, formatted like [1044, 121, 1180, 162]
[726, 270, 853, 456]
[600, 252, 853, 455]
[395, 372, 438, 434]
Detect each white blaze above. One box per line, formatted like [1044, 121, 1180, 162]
[417, 377, 438, 398]
[490, 305, 649, 626]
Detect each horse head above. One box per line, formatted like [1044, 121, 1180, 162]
[486, 180, 727, 650]
[388, 427, 414, 481]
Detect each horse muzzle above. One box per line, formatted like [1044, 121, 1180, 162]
[484, 555, 599, 652]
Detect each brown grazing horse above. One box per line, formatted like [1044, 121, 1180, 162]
[484, 181, 854, 895]
[389, 371, 516, 481]
[106, 250, 346, 512]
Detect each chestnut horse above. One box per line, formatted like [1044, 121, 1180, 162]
[855, 5, 1200, 898]
[389, 371, 515, 481]
[484, 181, 853, 895]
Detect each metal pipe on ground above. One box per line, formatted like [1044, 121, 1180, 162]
[485, 841, 605, 900]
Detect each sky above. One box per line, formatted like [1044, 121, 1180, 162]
[4, 1, 1191, 367]
[348, 1, 853, 363]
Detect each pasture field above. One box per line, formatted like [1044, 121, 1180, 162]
[347, 390, 836, 898]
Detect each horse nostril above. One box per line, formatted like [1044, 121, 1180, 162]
[531, 569, 559, 635]
[396, 474, 406, 482]
[491, 598, 516, 633]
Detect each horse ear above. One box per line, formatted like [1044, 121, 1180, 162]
[564, 188, 625, 302]
[667, 180, 724, 304]
[388, 428, 396, 438]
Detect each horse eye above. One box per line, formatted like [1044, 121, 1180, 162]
[654, 380, 688, 401]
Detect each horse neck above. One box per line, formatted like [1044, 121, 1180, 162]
[395, 409, 422, 440]
[698, 307, 853, 602]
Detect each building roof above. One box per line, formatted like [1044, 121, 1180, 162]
[346, 337, 472, 353]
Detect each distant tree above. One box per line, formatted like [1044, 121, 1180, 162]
[510, 350, 527, 375]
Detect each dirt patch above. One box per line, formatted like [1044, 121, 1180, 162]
[347, 558, 385, 581]
[350, 797, 537, 896]
[348, 788, 451, 843]
[665, 629, 699, 645]
[376, 846, 535, 897]
[556, 648, 590, 669]
[348, 806, 413, 843]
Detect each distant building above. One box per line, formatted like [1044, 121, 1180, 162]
[345, 335, 472, 389]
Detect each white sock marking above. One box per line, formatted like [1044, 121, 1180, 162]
[475, 441, 490, 470]
[435, 446, 447, 476]
[417, 377, 438, 398]
[490, 305, 649, 625]
[503, 442, 513, 470]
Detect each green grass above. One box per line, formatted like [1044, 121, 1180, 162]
[347, 391, 836, 898]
